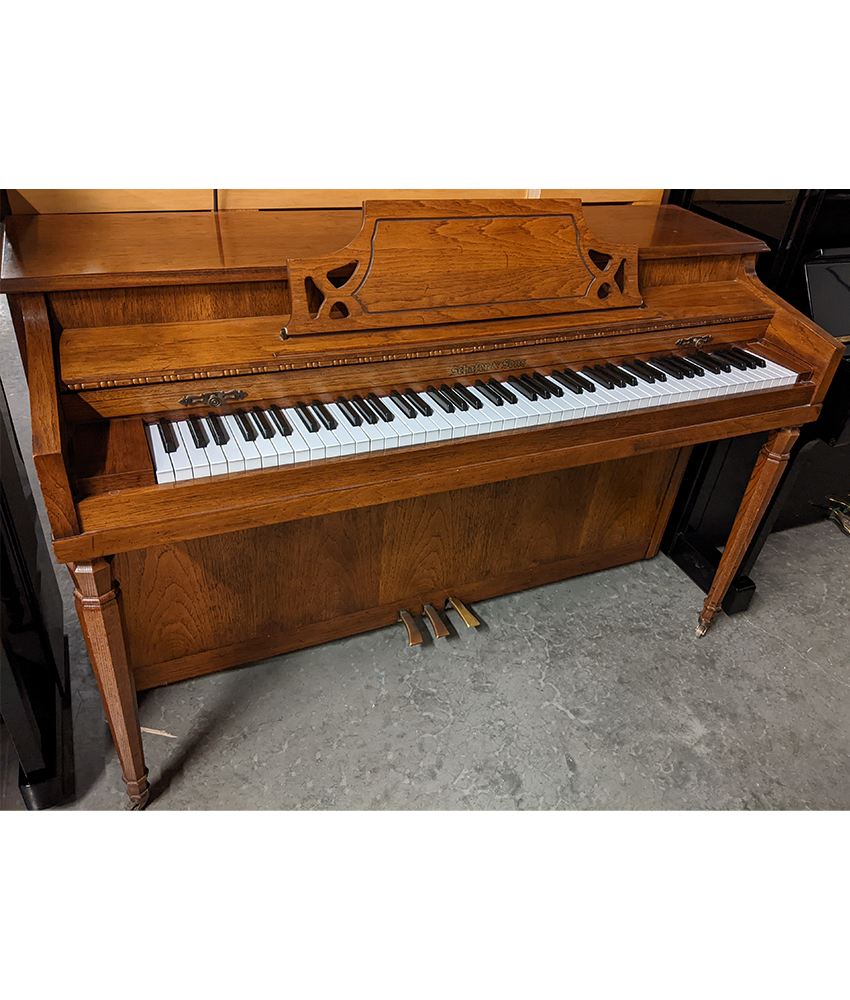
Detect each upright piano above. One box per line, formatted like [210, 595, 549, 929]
[1, 198, 842, 807]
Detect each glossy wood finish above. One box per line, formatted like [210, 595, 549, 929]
[541, 189, 664, 205]
[1, 198, 842, 806]
[19, 293, 79, 539]
[285, 200, 641, 335]
[217, 189, 531, 210]
[6, 189, 213, 214]
[113, 451, 684, 690]
[0, 205, 769, 294]
[57, 281, 772, 392]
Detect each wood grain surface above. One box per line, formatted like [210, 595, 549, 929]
[113, 451, 682, 688]
[1, 205, 769, 293]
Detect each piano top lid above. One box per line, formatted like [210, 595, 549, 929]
[0, 202, 770, 295]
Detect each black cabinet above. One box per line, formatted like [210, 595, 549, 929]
[662, 191, 850, 612]
[1, 378, 75, 809]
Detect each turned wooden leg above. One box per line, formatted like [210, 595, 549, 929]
[70, 558, 149, 807]
[696, 426, 800, 637]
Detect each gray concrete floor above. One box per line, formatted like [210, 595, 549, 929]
[2, 295, 849, 811]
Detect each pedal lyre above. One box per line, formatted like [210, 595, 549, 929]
[398, 609, 424, 646]
[423, 603, 450, 638]
[445, 596, 480, 628]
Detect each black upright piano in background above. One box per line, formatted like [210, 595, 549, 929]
[1, 378, 75, 809]
[662, 190, 850, 613]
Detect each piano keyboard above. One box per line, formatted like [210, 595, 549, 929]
[145, 349, 800, 484]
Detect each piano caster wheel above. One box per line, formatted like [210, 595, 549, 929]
[445, 596, 480, 628]
[398, 609, 424, 646]
[126, 788, 151, 810]
[423, 603, 450, 638]
[695, 618, 711, 638]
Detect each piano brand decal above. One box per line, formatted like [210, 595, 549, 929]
[449, 359, 527, 376]
[676, 335, 713, 348]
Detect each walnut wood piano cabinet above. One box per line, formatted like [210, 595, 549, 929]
[1, 199, 841, 807]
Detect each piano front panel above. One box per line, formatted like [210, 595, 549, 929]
[114, 449, 686, 691]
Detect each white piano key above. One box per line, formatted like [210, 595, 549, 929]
[379, 401, 415, 448]
[176, 421, 212, 478]
[330, 403, 371, 453]
[247, 413, 280, 468]
[263, 421, 297, 465]
[325, 413, 358, 456]
[447, 402, 480, 436]
[280, 409, 318, 462]
[146, 423, 176, 483]
[222, 414, 263, 470]
[418, 402, 455, 441]
[464, 388, 503, 433]
[386, 400, 428, 446]
[214, 418, 248, 473]
[166, 430, 195, 481]
[202, 431, 229, 476]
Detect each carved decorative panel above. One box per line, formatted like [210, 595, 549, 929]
[285, 199, 642, 336]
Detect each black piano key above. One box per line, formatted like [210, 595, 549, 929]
[732, 347, 766, 368]
[549, 370, 583, 394]
[689, 352, 723, 375]
[550, 369, 587, 393]
[351, 395, 378, 424]
[389, 389, 417, 418]
[251, 407, 277, 438]
[474, 380, 505, 405]
[269, 404, 293, 435]
[620, 361, 655, 384]
[404, 390, 433, 417]
[488, 378, 517, 404]
[648, 357, 685, 379]
[367, 393, 395, 422]
[519, 373, 548, 398]
[158, 418, 178, 453]
[662, 356, 695, 378]
[632, 359, 667, 382]
[727, 347, 760, 369]
[581, 367, 616, 390]
[705, 352, 732, 372]
[453, 383, 483, 409]
[597, 364, 627, 388]
[713, 349, 748, 371]
[426, 386, 454, 413]
[440, 385, 468, 411]
[294, 401, 319, 432]
[676, 356, 705, 376]
[561, 367, 597, 392]
[206, 412, 230, 445]
[311, 400, 338, 431]
[234, 410, 257, 440]
[336, 397, 362, 426]
[529, 372, 563, 397]
[188, 415, 209, 448]
[604, 364, 638, 387]
[507, 375, 537, 400]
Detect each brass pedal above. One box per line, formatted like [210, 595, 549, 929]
[445, 596, 480, 628]
[398, 609, 424, 646]
[423, 603, 450, 638]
